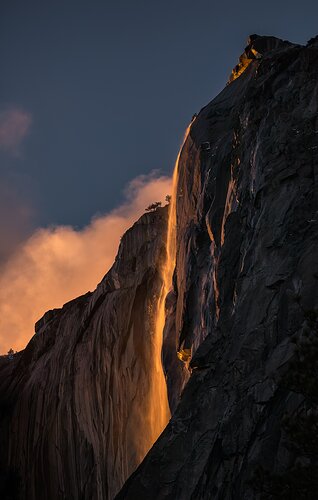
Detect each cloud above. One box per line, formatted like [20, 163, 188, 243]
[0, 108, 32, 155]
[0, 172, 171, 354]
[0, 180, 35, 266]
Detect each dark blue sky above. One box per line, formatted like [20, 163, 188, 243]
[1, 0, 318, 253]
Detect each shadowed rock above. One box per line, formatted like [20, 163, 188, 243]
[1, 34, 318, 500]
[0, 207, 179, 500]
[117, 35, 318, 500]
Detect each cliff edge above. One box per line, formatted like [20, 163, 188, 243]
[0, 208, 172, 500]
[117, 35, 318, 499]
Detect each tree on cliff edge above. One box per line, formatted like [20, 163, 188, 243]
[145, 201, 162, 212]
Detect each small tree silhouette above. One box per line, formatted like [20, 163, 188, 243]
[7, 348, 14, 360]
[165, 195, 172, 204]
[145, 201, 162, 212]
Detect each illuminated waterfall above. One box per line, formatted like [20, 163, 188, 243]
[161, 121, 194, 313]
[145, 121, 194, 455]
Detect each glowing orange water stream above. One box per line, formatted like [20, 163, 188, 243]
[146, 121, 194, 449]
[160, 121, 193, 316]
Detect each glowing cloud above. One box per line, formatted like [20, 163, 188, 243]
[0, 180, 34, 265]
[0, 173, 171, 354]
[0, 108, 32, 154]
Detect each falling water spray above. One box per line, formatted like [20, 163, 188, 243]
[144, 120, 194, 454]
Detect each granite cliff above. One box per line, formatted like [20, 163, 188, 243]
[1, 34, 318, 499]
[0, 208, 175, 500]
[117, 35, 318, 498]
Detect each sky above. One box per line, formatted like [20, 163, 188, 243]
[1, 0, 318, 352]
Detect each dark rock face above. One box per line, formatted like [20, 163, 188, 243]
[228, 34, 294, 83]
[0, 209, 171, 500]
[1, 34, 318, 500]
[117, 36, 318, 499]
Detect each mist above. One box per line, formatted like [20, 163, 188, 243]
[0, 173, 171, 354]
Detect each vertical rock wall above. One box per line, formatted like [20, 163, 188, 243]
[117, 36, 318, 499]
[1, 34, 318, 500]
[0, 209, 170, 500]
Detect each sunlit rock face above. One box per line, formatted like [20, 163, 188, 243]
[0, 208, 175, 500]
[1, 34, 318, 500]
[117, 36, 318, 499]
[227, 34, 294, 84]
[228, 34, 294, 83]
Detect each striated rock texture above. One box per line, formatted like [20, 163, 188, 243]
[1, 34, 318, 500]
[0, 208, 172, 500]
[117, 35, 318, 499]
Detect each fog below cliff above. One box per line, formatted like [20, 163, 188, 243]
[0, 173, 171, 354]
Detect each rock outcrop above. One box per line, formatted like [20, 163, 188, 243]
[1, 34, 318, 500]
[117, 35, 318, 499]
[0, 208, 172, 500]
